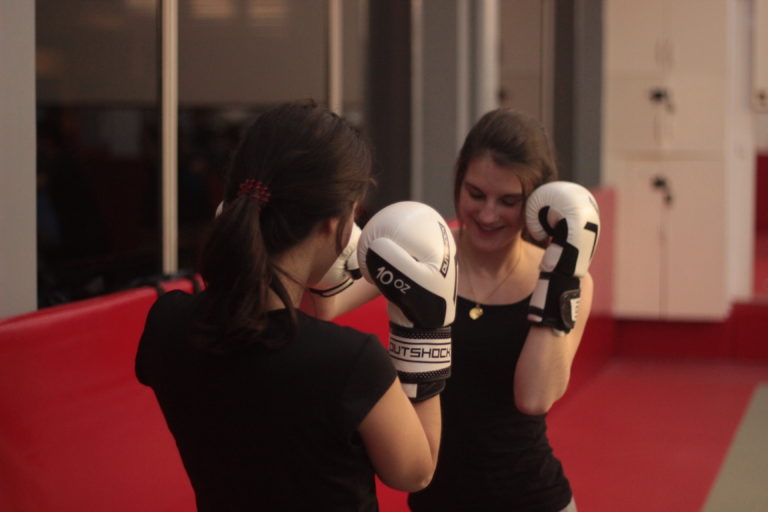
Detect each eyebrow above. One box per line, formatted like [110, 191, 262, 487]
[465, 181, 524, 199]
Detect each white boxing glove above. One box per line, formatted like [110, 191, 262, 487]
[309, 223, 362, 297]
[525, 182, 600, 335]
[358, 201, 457, 401]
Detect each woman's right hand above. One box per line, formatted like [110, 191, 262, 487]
[357, 201, 457, 403]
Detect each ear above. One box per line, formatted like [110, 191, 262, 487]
[316, 216, 341, 237]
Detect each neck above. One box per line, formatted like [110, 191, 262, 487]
[267, 246, 313, 310]
[266, 274, 306, 310]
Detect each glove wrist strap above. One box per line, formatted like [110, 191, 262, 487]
[388, 323, 451, 401]
[308, 277, 355, 297]
[402, 381, 446, 403]
[527, 273, 581, 334]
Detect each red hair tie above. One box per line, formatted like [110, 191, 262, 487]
[237, 179, 271, 206]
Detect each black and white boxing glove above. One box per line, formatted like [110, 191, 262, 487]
[358, 202, 457, 402]
[310, 223, 362, 297]
[525, 182, 600, 336]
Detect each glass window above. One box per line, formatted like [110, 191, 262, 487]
[35, 0, 372, 304]
[36, 0, 160, 307]
[177, 0, 331, 270]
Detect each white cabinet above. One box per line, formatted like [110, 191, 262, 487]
[614, 159, 728, 319]
[604, 0, 753, 320]
[604, 0, 727, 158]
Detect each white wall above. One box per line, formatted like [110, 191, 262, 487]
[0, 0, 37, 317]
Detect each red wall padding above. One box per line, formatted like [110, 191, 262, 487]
[0, 279, 196, 512]
[616, 302, 768, 361]
[757, 153, 768, 233]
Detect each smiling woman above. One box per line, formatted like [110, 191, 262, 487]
[409, 108, 599, 512]
[457, 157, 528, 255]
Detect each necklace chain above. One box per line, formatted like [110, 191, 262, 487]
[462, 241, 522, 320]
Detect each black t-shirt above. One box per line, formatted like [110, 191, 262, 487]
[136, 290, 396, 512]
[409, 296, 572, 512]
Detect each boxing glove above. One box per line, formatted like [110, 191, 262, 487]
[525, 182, 600, 335]
[358, 202, 457, 402]
[310, 223, 362, 297]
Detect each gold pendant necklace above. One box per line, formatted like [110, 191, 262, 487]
[469, 304, 484, 320]
[462, 240, 522, 321]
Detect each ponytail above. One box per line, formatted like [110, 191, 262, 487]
[193, 100, 371, 352]
[196, 197, 295, 351]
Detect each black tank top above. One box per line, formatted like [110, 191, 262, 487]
[409, 296, 572, 512]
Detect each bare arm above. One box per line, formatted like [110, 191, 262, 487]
[358, 380, 441, 492]
[300, 278, 381, 321]
[355, 201, 455, 490]
[514, 272, 594, 415]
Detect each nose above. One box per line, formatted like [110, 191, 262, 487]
[477, 200, 498, 224]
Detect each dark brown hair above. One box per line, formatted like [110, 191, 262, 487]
[453, 108, 558, 210]
[197, 100, 372, 351]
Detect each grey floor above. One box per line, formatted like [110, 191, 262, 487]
[702, 384, 768, 511]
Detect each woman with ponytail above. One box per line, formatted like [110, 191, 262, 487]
[136, 101, 441, 511]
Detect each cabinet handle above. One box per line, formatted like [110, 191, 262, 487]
[649, 87, 675, 113]
[651, 175, 673, 205]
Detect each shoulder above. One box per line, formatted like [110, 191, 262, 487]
[524, 239, 545, 261]
[518, 240, 545, 281]
[295, 312, 395, 399]
[296, 311, 387, 357]
[145, 289, 195, 325]
[143, 289, 199, 333]
[139, 290, 200, 353]
[136, 290, 197, 385]
[298, 310, 372, 341]
[149, 288, 196, 312]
